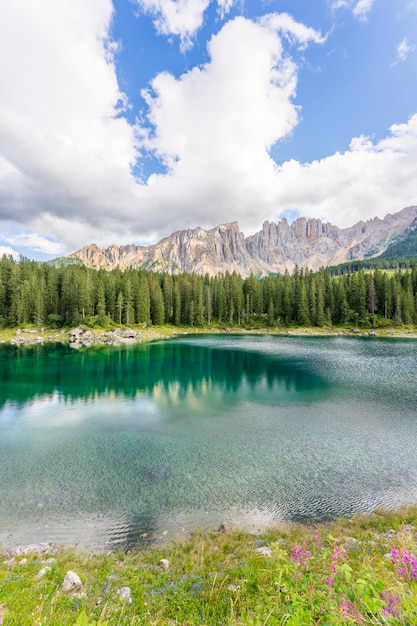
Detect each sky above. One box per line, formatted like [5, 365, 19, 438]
[0, 0, 416, 260]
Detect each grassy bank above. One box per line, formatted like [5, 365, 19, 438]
[1, 507, 417, 625]
[1, 321, 417, 347]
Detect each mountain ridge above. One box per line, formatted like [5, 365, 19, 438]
[66, 206, 417, 277]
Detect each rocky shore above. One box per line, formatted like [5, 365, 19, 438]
[2, 324, 417, 348]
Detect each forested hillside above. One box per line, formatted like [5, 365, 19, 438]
[1, 255, 417, 329]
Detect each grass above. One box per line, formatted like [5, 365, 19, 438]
[2, 507, 417, 625]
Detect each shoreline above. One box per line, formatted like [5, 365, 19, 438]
[2, 506, 417, 624]
[1, 323, 417, 347]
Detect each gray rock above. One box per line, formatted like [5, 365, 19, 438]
[6, 542, 57, 556]
[67, 207, 417, 278]
[345, 536, 358, 550]
[62, 571, 83, 593]
[19, 558, 28, 565]
[37, 566, 51, 579]
[160, 558, 170, 571]
[117, 586, 132, 604]
[121, 329, 137, 338]
[253, 546, 273, 557]
[403, 524, 415, 533]
[69, 328, 83, 339]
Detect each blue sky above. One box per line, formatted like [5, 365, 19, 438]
[0, 0, 416, 260]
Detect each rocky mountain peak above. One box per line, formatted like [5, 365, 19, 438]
[68, 206, 417, 277]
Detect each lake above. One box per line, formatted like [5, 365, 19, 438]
[0, 335, 416, 551]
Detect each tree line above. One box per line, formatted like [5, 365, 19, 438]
[0, 255, 417, 329]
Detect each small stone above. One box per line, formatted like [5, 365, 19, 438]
[117, 586, 132, 604]
[62, 571, 83, 593]
[160, 558, 170, 571]
[43, 558, 57, 565]
[218, 521, 228, 533]
[253, 546, 273, 557]
[345, 537, 358, 550]
[37, 566, 51, 579]
[19, 558, 28, 565]
[403, 524, 415, 533]
[3, 558, 16, 568]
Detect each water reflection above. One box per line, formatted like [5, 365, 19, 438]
[0, 338, 328, 411]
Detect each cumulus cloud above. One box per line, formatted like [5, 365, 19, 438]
[4, 233, 64, 256]
[274, 115, 417, 228]
[133, 0, 237, 50]
[133, 0, 210, 51]
[1, 1, 416, 257]
[0, 0, 141, 249]
[134, 14, 325, 234]
[0, 246, 19, 260]
[135, 15, 417, 234]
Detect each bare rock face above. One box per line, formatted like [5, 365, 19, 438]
[68, 206, 417, 277]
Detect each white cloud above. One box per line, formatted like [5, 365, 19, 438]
[134, 15, 324, 233]
[133, 0, 211, 51]
[331, 0, 375, 21]
[352, 0, 375, 21]
[134, 15, 417, 235]
[0, 0, 141, 250]
[217, 0, 235, 20]
[274, 115, 417, 228]
[0, 246, 19, 260]
[4, 233, 64, 256]
[393, 37, 416, 64]
[0, 2, 416, 258]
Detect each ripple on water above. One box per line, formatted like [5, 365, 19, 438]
[0, 336, 416, 550]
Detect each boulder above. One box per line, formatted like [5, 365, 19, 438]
[62, 571, 83, 593]
[117, 587, 132, 604]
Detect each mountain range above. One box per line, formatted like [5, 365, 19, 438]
[66, 206, 417, 277]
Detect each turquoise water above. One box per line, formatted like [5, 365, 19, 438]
[0, 335, 416, 551]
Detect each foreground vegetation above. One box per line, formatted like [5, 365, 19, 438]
[1, 508, 417, 625]
[1, 255, 417, 331]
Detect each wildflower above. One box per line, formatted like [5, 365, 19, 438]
[380, 590, 401, 618]
[391, 547, 417, 579]
[340, 597, 354, 621]
[291, 543, 311, 570]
